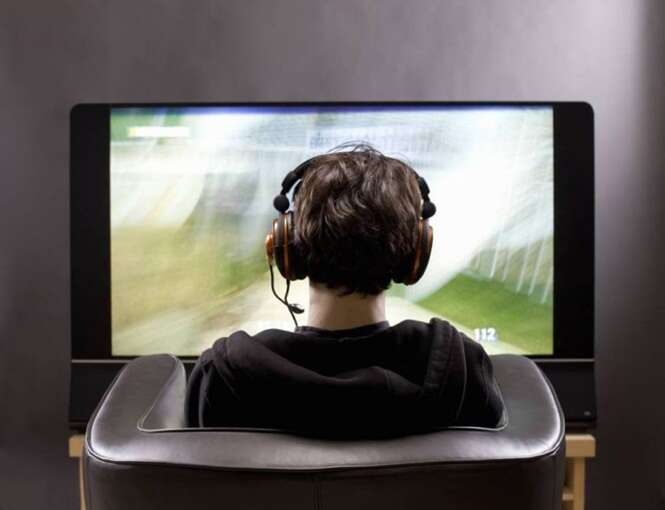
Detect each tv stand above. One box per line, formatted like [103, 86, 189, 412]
[68, 433, 595, 510]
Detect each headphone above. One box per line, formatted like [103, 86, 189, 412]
[264, 155, 436, 325]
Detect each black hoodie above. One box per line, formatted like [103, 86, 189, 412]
[186, 318, 505, 435]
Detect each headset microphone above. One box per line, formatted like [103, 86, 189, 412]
[289, 303, 305, 314]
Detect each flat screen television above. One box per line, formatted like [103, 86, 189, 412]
[70, 102, 595, 428]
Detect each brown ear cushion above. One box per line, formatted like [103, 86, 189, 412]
[412, 220, 433, 284]
[270, 212, 307, 281]
[402, 219, 433, 285]
[271, 215, 288, 279]
[264, 230, 275, 266]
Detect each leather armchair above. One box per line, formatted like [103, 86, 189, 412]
[83, 354, 564, 510]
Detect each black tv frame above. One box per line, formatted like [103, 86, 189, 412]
[69, 102, 595, 429]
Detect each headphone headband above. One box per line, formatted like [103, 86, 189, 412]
[274, 157, 436, 219]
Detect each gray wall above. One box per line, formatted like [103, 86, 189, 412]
[1, 1, 664, 508]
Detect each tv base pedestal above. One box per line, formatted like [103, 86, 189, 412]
[68, 433, 596, 510]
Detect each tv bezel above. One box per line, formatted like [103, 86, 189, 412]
[71, 102, 594, 363]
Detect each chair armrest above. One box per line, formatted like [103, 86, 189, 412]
[86, 354, 186, 457]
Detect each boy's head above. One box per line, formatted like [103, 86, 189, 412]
[292, 144, 423, 295]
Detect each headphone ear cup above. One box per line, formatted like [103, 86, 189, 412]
[265, 227, 275, 267]
[272, 212, 307, 281]
[271, 216, 287, 278]
[410, 220, 433, 284]
[398, 219, 433, 286]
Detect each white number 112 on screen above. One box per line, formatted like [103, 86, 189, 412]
[474, 328, 498, 342]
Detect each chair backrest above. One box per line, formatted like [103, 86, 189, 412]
[84, 353, 565, 510]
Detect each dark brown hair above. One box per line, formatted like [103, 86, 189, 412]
[293, 144, 422, 295]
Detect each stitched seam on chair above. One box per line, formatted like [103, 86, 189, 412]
[536, 363, 565, 448]
[82, 447, 564, 474]
[137, 355, 183, 431]
[489, 355, 509, 428]
[140, 419, 509, 433]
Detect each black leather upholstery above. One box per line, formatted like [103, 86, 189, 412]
[83, 354, 565, 509]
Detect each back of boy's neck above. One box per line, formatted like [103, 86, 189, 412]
[306, 283, 386, 331]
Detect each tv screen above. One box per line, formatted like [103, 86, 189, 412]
[108, 105, 554, 356]
[70, 102, 596, 427]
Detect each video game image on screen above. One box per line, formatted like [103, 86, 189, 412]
[110, 105, 554, 356]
